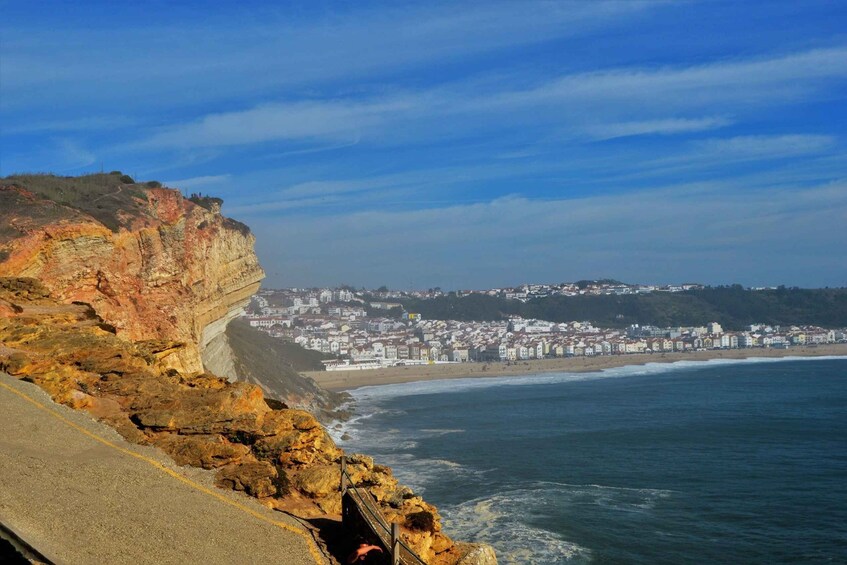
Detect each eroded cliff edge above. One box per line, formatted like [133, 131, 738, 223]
[0, 175, 263, 375]
[0, 174, 496, 565]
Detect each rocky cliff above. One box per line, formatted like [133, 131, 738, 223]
[0, 173, 495, 564]
[0, 277, 491, 564]
[0, 174, 264, 374]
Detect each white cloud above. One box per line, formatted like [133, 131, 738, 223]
[583, 117, 732, 140]
[500, 46, 847, 111]
[615, 134, 842, 180]
[54, 140, 97, 173]
[1, 2, 657, 111]
[131, 46, 847, 151]
[140, 99, 416, 149]
[692, 134, 837, 157]
[248, 179, 847, 288]
[163, 174, 232, 190]
[3, 116, 138, 135]
[275, 177, 410, 200]
[223, 162, 571, 216]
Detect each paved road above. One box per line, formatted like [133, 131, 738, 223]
[0, 373, 328, 565]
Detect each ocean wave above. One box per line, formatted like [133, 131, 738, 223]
[347, 355, 847, 402]
[377, 453, 489, 494]
[329, 418, 484, 493]
[442, 481, 674, 563]
[326, 404, 408, 444]
[332, 419, 465, 451]
[539, 481, 674, 512]
[418, 428, 465, 435]
[443, 491, 592, 564]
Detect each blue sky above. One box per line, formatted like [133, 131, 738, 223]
[2, 1, 846, 289]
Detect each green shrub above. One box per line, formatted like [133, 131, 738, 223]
[189, 193, 224, 210]
[119, 174, 135, 184]
[145, 180, 162, 188]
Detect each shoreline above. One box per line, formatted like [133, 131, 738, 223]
[305, 343, 847, 391]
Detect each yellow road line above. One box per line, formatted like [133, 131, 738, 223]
[0, 379, 325, 565]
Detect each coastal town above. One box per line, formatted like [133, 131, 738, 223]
[244, 285, 847, 371]
[351, 279, 704, 301]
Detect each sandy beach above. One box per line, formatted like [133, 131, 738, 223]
[305, 343, 847, 391]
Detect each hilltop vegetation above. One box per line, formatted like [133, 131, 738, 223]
[398, 286, 847, 329]
[0, 172, 250, 239]
[1, 172, 158, 232]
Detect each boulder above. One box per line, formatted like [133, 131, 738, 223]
[215, 460, 277, 498]
[151, 433, 250, 469]
[292, 464, 339, 498]
[455, 543, 499, 565]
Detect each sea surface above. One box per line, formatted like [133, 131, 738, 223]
[331, 357, 847, 564]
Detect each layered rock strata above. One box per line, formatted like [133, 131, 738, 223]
[0, 182, 263, 374]
[0, 278, 486, 564]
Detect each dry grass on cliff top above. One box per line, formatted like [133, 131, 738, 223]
[1, 172, 153, 232]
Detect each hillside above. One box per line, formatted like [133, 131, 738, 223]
[224, 319, 348, 419]
[398, 286, 847, 329]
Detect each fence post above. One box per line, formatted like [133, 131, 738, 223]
[340, 456, 347, 495]
[391, 522, 400, 565]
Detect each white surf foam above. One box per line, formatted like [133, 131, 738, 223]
[538, 481, 674, 513]
[329, 415, 483, 493]
[326, 403, 411, 444]
[443, 488, 592, 564]
[418, 428, 465, 436]
[442, 481, 675, 564]
[372, 453, 489, 495]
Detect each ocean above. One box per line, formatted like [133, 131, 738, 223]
[331, 357, 847, 564]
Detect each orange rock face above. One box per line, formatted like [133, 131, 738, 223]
[0, 184, 264, 374]
[0, 278, 474, 565]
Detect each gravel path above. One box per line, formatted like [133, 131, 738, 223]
[0, 373, 328, 565]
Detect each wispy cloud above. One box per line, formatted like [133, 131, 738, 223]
[276, 179, 402, 199]
[692, 134, 837, 158]
[55, 140, 97, 172]
[499, 46, 847, 111]
[249, 179, 847, 288]
[3, 116, 138, 135]
[138, 98, 415, 149]
[130, 46, 847, 151]
[164, 174, 232, 190]
[225, 166, 511, 215]
[583, 117, 732, 140]
[0, 2, 657, 111]
[3, 2, 845, 288]
[0, 137, 103, 176]
[564, 134, 843, 190]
